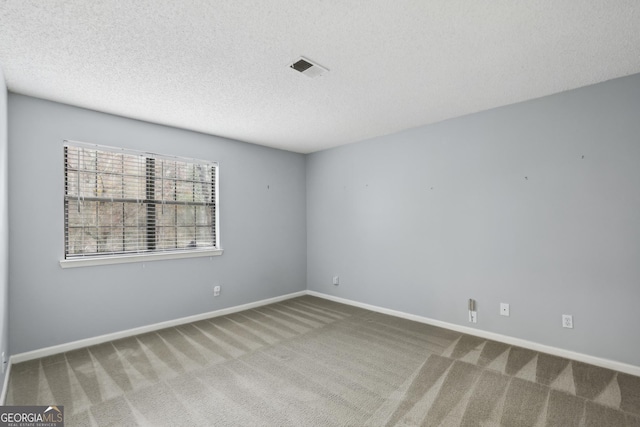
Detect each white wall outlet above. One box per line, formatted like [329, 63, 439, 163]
[500, 303, 510, 316]
[213, 285, 221, 297]
[562, 314, 573, 328]
[468, 311, 477, 323]
[332, 276, 340, 286]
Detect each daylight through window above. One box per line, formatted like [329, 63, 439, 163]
[64, 141, 219, 259]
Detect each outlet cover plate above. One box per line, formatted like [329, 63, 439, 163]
[562, 314, 573, 328]
[500, 303, 510, 316]
[469, 311, 477, 323]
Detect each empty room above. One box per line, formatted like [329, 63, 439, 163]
[0, 1, 639, 426]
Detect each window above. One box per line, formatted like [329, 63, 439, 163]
[62, 141, 221, 267]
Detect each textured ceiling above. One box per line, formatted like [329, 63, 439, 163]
[1, 1, 639, 153]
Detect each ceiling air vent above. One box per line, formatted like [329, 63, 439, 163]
[289, 57, 328, 78]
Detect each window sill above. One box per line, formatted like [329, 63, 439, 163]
[59, 248, 224, 269]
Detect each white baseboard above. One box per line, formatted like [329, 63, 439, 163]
[4, 288, 638, 405]
[307, 291, 640, 378]
[10, 290, 306, 365]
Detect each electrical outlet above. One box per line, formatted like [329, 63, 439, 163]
[468, 311, 477, 323]
[332, 276, 340, 286]
[562, 314, 573, 328]
[214, 286, 221, 297]
[500, 303, 510, 316]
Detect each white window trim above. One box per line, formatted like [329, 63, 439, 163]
[60, 248, 224, 269]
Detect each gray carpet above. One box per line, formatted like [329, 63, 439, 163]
[6, 296, 640, 426]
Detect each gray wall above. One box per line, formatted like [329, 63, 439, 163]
[8, 94, 307, 355]
[7, 73, 640, 368]
[307, 73, 640, 367]
[0, 68, 8, 382]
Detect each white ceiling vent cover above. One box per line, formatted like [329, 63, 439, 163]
[290, 57, 328, 78]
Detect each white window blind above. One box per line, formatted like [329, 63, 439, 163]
[64, 141, 219, 259]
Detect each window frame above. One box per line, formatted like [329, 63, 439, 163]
[60, 140, 222, 269]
